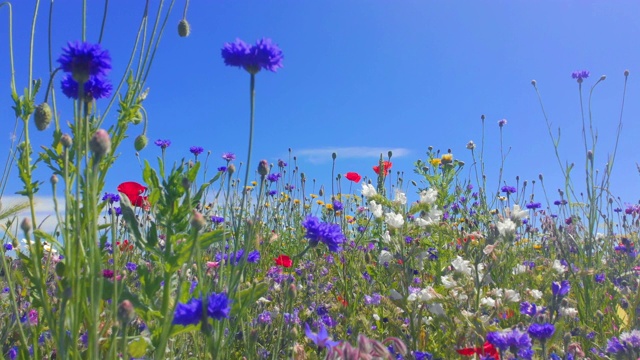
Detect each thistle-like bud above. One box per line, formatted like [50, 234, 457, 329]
[60, 133, 73, 148]
[50, 175, 58, 185]
[20, 217, 32, 234]
[134, 134, 148, 151]
[190, 210, 206, 231]
[257, 160, 269, 177]
[227, 163, 236, 176]
[178, 19, 191, 37]
[89, 129, 111, 161]
[117, 300, 136, 324]
[34, 103, 52, 131]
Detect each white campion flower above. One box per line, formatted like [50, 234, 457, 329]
[427, 303, 445, 316]
[451, 256, 473, 276]
[559, 307, 579, 318]
[480, 297, 496, 308]
[512, 264, 527, 275]
[415, 207, 443, 227]
[379, 250, 393, 264]
[416, 286, 439, 302]
[419, 188, 438, 204]
[450, 288, 468, 302]
[503, 289, 520, 303]
[372, 314, 380, 321]
[441, 275, 457, 289]
[361, 183, 377, 198]
[497, 218, 516, 237]
[384, 212, 404, 229]
[509, 204, 529, 220]
[369, 200, 383, 218]
[394, 189, 407, 205]
[552, 259, 567, 274]
[381, 230, 391, 244]
[526, 289, 543, 300]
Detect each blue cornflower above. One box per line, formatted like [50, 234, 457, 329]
[332, 200, 343, 211]
[525, 202, 541, 209]
[414, 351, 433, 360]
[595, 273, 606, 283]
[498, 119, 508, 127]
[190, 146, 204, 156]
[247, 250, 261, 263]
[606, 336, 626, 354]
[8, 347, 17, 360]
[222, 38, 283, 74]
[302, 215, 345, 252]
[304, 323, 339, 350]
[501, 185, 516, 194]
[211, 216, 225, 224]
[364, 293, 381, 305]
[217, 166, 227, 172]
[125, 262, 137, 272]
[551, 280, 571, 298]
[222, 152, 236, 161]
[61, 74, 112, 100]
[4, 243, 13, 251]
[572, 70, 590, 81]
[257, 310, 272, 324]
[58, 41, 111, 82]
[154, 139, 171, 149]
[268, 190, 277, 196]
[189, 280, 198, 294]
[172, 298, 203, 326]
[207, 292, 231, 320]
[527, 323, 555, 341]
[267, 173, 281, 183]
[487, 328, 532, 352]
[102, 192, 120, 204]
[277, 159, 287, 167]
[108, 207, 122, 216]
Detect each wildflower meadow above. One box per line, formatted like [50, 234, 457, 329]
[1, 2, 640, 360]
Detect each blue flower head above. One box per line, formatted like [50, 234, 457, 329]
[207, 292, 231, 320]
[58, 41, 111, 83]
[527, 323, 555, 341]
[61, 74, 112, 101]
[304, 323, 339, 350]
[222, 38, 283, 74]
[172, 298, 203, 326]
[302, 215, 345, 252]
[551, 280, 571, 298]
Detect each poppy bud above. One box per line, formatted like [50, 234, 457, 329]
[134, 134, 148, 151]
[89, 129, 111, 161]
[60, 133, 73, 148]
[34, 103, 52, 131]
[624, 69, 630, 77]
[600, 75, 606, 81]
[531, 79, 537, 86]
[332, 152, 337, 160]
[388, 150, 393, 159]
[319, 186, 324, 197]
[182, 176, 191, 190]
[587, 150, 593, 160]
[178, 19, 191, 37]
[287, 283, 297, 298]
[257, 159, 269, 177]
[117, 300, 136, 324]
[21, 217, 32, 234]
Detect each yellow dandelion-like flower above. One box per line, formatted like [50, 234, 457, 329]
[245, 186, 254, 191]
[251, 181, 257, 186]
[345, 215, 354, 222]
[293, 199, 300, 204]
[441, 153, 453, 164]
[264, 203, 270, 208]
[490, 209, 499, 215]
[311, 194, 318, 199]
[430, 158, 441, 167]
[325, 204, 334, 210]
[317, 200, 324, 206]
[520, 238, 529, 244]
[304, 204, 311, 209]
[533, 244, 542, 250]
[498, 196, 507, 201]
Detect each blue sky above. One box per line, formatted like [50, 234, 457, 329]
[1, 1, 639, 214]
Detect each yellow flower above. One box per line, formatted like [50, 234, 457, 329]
[317, 200, 324, 206]
[430, 158, 441, 167]
[345, 215, 354, 222]
[304, 204, 311, 209]
[533, 244, 542, 250]
[490, 209, 498, 215]
[251, 181, 257, 186]
[264, 202, 270, 208]
[311, 194, 318, 199]
[441, 153, 453, 164]
[293, 199, 300, 204]
[335, 211, 341, 216]
[498, 196, 507, 201]
[325, 204, 334, 210]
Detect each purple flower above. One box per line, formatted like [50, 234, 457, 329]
[58, 41, 111, 81]
[4, 243, 13, 251]
[102, 269, 114, 279]
[190, 146, 204, 156]
[217, 166, 227, 172]
[487, 328, 532, 353]
[154, 139, 171, 149]
[414, 351, 433, 360]
[520, 302, 537, 317]
[364, 293, 381, 305]
[498, 119, 508, 127]
[595, 273, 605, 283]
[207, 292, 231, 320]
[222, 38, 283, 74]
[501, 185, 516, 194]
[257, 311, 272, 324]
[125, 262, 137, 272]
[277, 159, 287, 167]
[108, 207, 122, 216]
[551, 280, 570, 298]
[267, 173, 281, 183]
[102, 192, 120, 204]
[60, 74, 112, 100]
[525, 202, 541, 209]
[222, 152, 236, 161]
[268, 190, 277, 196]
[173, 298, 203, 326]
[8, 347, 17, 360]
[304, 323, 339, 350]
[211, 216, 225, 224]
[606, 336, 626, 354]
[247, 250, 261, 263]
[302, 215, 345, 252]
[571, 70, 590, 81]
[332, 200, 343, 211]
[527, 323, 555, 341]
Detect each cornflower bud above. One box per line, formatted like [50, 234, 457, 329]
[60, 133, 73, 148]
[20, 217, 32, 234]
[34, 103, 52, 131]
[89, 129, 111, 161]
[190, 210, 206, 231]
[257, 160, 269, 177]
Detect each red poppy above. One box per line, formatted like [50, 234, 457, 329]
[456, 341, 500, 359]
[372, 161, 392, 176]
[336, 295, 348, 307]
[275, 255, 293, 268]
[345, 172, 362, 183]
[117, 181, 149, 208]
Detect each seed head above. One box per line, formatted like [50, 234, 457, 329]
[178, 19, 191, 37]
[34, 103, 52, 131]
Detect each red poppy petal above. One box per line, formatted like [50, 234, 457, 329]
[456, 347, 481, 356]
[345, 172, 361, 183]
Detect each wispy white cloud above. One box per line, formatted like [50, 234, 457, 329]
[1, 195, 65, 234]
[295, 147, 411, 164]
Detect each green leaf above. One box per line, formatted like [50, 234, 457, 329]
[120, 196, 144, 245]
[231, 282, 268, 315]
[128, 337, 150, 358]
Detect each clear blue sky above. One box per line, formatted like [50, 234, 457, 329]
[1, 1, 639, 208]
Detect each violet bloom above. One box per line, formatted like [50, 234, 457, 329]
[302, 215, 345, 252]
[501, 185, 516, 194]
[102, 269, 114, 279]
[154, 139, 171, 149]
[332, 200, 344, 211]
[520, 301, 538, 317]
[551, 280, 570, 298]
[487, 328, 532, 359]
[173, 298, 203, 326]
[498, 119, 508, 127]
[60, 74, 112, 100]
[222, 152, 236, 161]
[190, 146, 204, 156]
[102, 192, 120, 204]
[247, 250, 261, 263]
[211, 216, 225, 224]
[221, 38, 284, 74]
[217, 166, 227, 172]
[108, 207, 122, 216]
[267, 173, 281, 183]
[572, 70, 590, 81]
[207, 292, 231, 320]
[527, 323, 555, 341]
[277, 159, 287, 167]
[526, 202, 541, 209]
[58, 41, 112, 81]
[304, 323, 339, 350]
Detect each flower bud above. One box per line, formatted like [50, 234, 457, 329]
[134, 134, 148, 151]
[287, 283, 297, 298]
[50, 175, 58, 185]
[227, 163, 236, 176]
[257, 159, 269, 177]
[60, 133, 73, 148]
[190, 210, 206, 231]
[531, 79, 537, 86]
[117, 300, 136, 324]
[90, 129, 111, 161]
[20, 217, 32, 234]
[178, 19, 191, 37]
[624, 69, 630, 77]
[600, 75, 606, 81]
[587, 150, 593, 161]
[34, 103, 52, 131]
